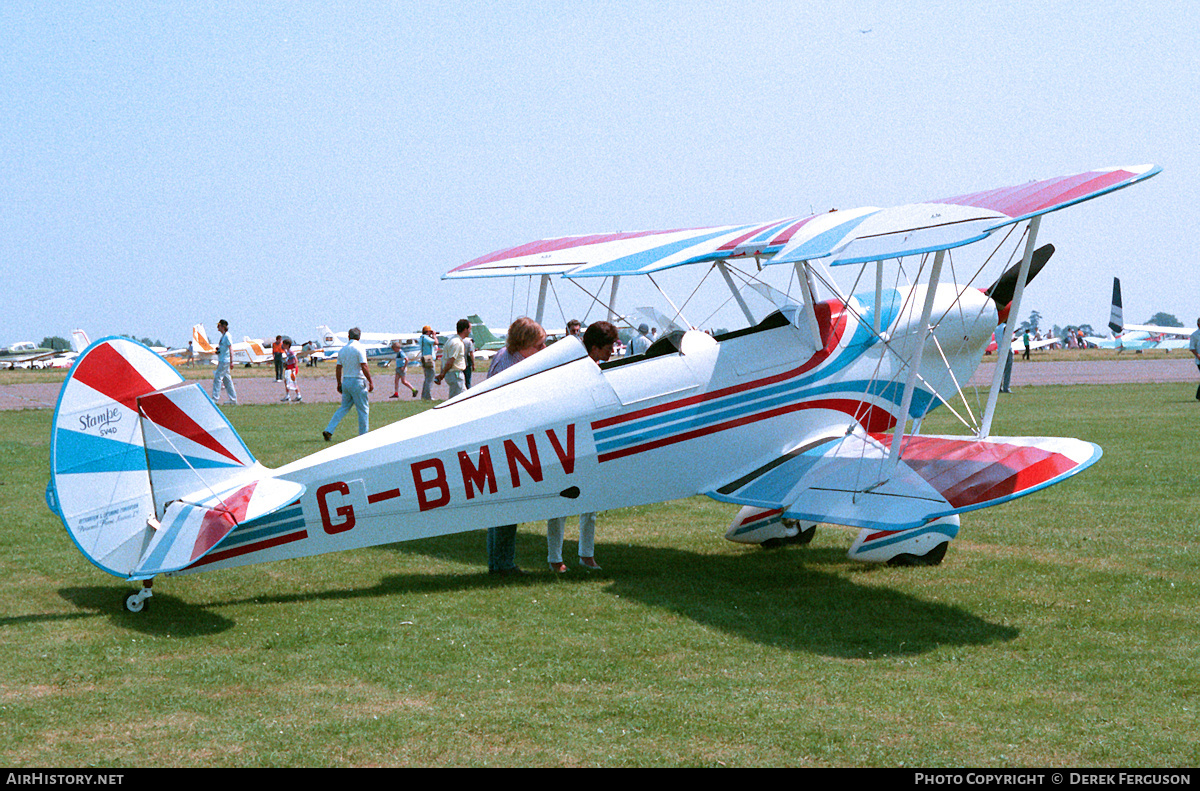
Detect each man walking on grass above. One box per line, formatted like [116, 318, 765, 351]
[323, 327, 373, 439]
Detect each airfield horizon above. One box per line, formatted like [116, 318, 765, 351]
[1, 351, 1198, 411]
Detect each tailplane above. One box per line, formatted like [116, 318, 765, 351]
[47, 337, 303, 579]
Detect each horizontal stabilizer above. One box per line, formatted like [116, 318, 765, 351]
[132, 475, 305, 577]
[707, 431, 1100, 531]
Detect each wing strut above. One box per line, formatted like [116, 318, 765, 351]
[873, 260, 884, 334]
[535, 274, 551, 325]
[717, 261, 757, 326]
[979, 216, 1042, 438]
[889, 249, 946, 466]
[793, 262, 824, 348]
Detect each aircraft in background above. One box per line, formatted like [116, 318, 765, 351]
[1, 341, 62, 369]
[41, 330, 93, 369]
[985, 329, 1060, 356]
[315, 325, 420, 366]
[3, 329, 109, 369]
[467, 315, 505, 360]
[1086, 278, 1192, 352]
[45, 164, 1158, 613]
[191, 324, 272, 366]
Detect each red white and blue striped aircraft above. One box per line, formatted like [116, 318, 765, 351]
[47, 165, 1158, 612]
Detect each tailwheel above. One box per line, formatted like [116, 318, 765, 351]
[122, 583, 153, 614]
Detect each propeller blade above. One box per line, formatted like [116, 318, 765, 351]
[985, 244, 1055, 306]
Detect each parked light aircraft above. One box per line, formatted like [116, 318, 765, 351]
[467, 316, 505, 354]
[1, 341, 61, 369]
[191, 324, 272, 367]
[985, 329, 1060, 356]
[1086, 278, 1192, 352]
[3, 330, 113, 369]
[47, 165, 1158, 612]
[316, 325, 421, 366]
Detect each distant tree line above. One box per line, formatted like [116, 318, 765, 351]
[40, 336, 70, 351]
[38, 334, 167, 351]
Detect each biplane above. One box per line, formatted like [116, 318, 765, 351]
[46, 165, 1158, 612]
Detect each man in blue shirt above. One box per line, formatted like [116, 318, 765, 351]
[322, 327, 374, 439]
[211, 319, 237, 406]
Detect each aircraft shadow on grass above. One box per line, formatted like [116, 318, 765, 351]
[391, 532, 1019, 659]
[19, 534, 1017, 654]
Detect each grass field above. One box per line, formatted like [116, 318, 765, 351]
[1, 384, 1197, 767]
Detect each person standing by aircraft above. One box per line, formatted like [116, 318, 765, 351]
[211, 319, 237, 406]
[1022, 329, 1031, 361]
[322, 327, 373, 440]
[280, 339, 302, 402]
[435, 319, 471, 399]
[1189, 318, 1200, 401]
[419, 325, 438, 400]
[631, 323, 653, 356]
[485, 317, 547, 576]
[462, 330, 476, 389]
[546, 321, 618, 573]
[272, 335, 285, 381]
[389, 341, 418, 398]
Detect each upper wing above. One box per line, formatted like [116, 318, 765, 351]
[772, 165, 1161, 266]
[443, 218, 811, 281]
[446, 165, 1160, 280]
[706, 430, 1100, 531]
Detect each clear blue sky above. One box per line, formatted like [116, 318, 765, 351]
[2, 1, 1196, 346]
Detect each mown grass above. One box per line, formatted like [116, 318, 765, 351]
[0, 384, 1196, 767]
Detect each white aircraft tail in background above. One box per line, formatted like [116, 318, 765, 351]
[1089, 278, 1191, 351]
[191, 324, 271, 365]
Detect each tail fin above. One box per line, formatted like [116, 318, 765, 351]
[1108, 277, 1124, 334]
[47, 337, 303, 579]
[317, 325, 341, 346]
[468, 315, 502, 347]
[192, 324, 216, 354]
[70, 329, 90, 353]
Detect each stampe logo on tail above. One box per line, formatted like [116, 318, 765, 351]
[78, 406, 123, 436]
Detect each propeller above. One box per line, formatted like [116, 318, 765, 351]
[984, 243, 1055, 308]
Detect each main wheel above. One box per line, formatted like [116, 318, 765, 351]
[887, 541, 948, 567]
[761, 523, 817, 549]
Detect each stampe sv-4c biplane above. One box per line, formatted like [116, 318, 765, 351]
[46, 165, 1158, 612]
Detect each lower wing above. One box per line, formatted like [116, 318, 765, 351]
[707, 430, 1100, 531]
